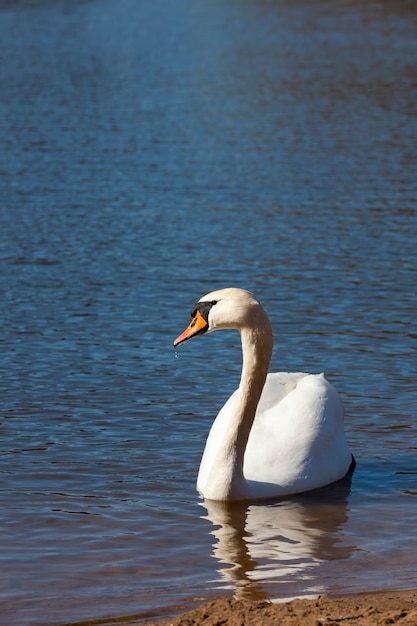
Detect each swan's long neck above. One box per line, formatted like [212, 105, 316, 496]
[234, 326, 272, 455]
[205, 311, 273, 500]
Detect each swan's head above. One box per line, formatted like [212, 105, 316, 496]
[173, 288, 267, 347]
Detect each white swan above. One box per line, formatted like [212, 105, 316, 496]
[173, 288, 354, 501]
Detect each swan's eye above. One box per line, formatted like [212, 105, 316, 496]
[189, 299, 218, 326]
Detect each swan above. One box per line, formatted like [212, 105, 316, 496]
[173, 288, 354, 501]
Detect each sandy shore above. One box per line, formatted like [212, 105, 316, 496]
[146, 590, 417, 625]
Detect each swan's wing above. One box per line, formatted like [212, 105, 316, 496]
[245, 373, 351, 494]
[256, 372, 309, 413]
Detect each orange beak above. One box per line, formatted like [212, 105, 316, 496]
[173, 310, 208, 347]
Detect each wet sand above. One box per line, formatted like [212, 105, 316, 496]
[147, 590, 417, 625]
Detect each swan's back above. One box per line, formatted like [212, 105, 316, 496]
[198, 372, 351, 500]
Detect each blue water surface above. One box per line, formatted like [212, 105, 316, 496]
[0, 0, 416, 624]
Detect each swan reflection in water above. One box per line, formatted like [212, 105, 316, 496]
[201, 475, 355, 602]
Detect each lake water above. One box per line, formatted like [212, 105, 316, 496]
[0, 0, 416, 624]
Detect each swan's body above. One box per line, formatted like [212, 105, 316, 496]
[173, 288, 353, 501]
